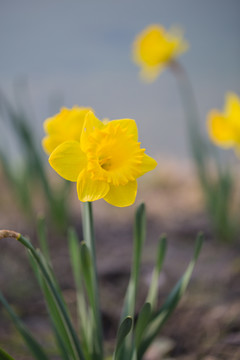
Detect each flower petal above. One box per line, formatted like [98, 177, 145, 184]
[44, 107, 75, 135]
[225, 93, 240, 118]
[110, 119, 139, 141]
[43, 107, 92, 155]
[132, 24, 187, 82]
[81, 111, 104, 152]
[207, 110, 235, 146]
[103, 180, 137, 207]
[77, 170, 109, 202]
[140, 65, 163, 83]
[49, 141, 87, 181]
[138, 153, 158, 177]
[42, 135, 64, 155]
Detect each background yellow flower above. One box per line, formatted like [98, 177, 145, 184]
[132, 24, 188, 82]
[207, 92, 240, 152]
[48, 110, 157, 207]
[42, 106, 92, 155]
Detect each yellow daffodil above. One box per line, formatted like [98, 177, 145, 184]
[42, 106, 92, 154]
[48, 110, 157, 207]
[132, 24, 188, 82]
[207, 93, 240, 152]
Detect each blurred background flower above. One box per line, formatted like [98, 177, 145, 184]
[132, 24, 188, 81]
[207, 92, 240, 153]
[1, 0, 240, 160]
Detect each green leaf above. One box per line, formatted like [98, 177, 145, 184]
[40, 276, 72, 360]
[68, 228, 90, 359]
[0, 347, 16, 360]
[146, 235, 167, 309]
[79, 242, 102, 360]
[119, 203, 146, 360]
[138, 234, 203, 359]
[122, 203, 146, 319]
[135, 302, 151, 348]
[79, 243, 94, 305]
[113, 317, 132, 360]
[0, 291, 50, 360]
[17, 234, 85, 360]
[37, 216, 50, 263]
[51, 323, 71, 360]
[27, 249, 77, 360]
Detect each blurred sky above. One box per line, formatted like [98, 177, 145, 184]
[1, 0, 240, 159]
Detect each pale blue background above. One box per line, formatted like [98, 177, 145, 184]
[1, 0, 240, 158]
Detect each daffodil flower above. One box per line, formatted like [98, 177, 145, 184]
[42, 106, 92, 154]
[48, 111, 157, 207]
[207, 93, 240, 153]
[132, 24, 188, 82]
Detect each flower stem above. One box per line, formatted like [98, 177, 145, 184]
[169, 60, 236, 242]
[82, 202, 103, 360]
[170, 60, 207, 170]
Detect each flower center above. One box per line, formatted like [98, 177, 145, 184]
[86, 123, 144, 186]
[99, 155, 112, 171]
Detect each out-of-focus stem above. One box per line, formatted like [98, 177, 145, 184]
[169, 60, 207, 174]
[169, 60, 236, 242]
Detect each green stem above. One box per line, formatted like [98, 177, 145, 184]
[82, 202, 103, 360]
[170, 60, 207, 168]
[169, 60, 236, 242]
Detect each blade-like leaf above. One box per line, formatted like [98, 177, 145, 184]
[138, 234, 203, 358]
[146, 236, 167, 309]
[79, 243, 95, 305]
[113, 317, 132, 360]
[122, 203, 146, 319]
[135, 302, 151, 348]
[40, 275, 74, 360]
[118, 203, 146, 360]
[37, 216, 50, 263]
[0, 291, 50, 360]
[0, 347, 16, 360]
[27, 249, 77, 360]
[79, 242, 101, 360]
[17, 234, 85, 360]
[68, 228, 90, 359]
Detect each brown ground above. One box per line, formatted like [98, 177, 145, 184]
[0, 157, 240, 360]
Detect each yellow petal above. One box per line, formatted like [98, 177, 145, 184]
[42, 107, 92, 155]
[81, 111, 104, 152]
[138, 153, 158, 177]
[207, 110, 234, 147]
[167, 27, 189, 55]
[140, 65, 163, 83]
[225, 93, 240, 116]
[44, 108, 74, 135]
[110, 119, 139, 141]
[103, 180, 137, 207]
[132, 24, 188, 83]
[77, 169, 109, 202]
[42, 135, 65, 155]
[49, 141, 87, 181]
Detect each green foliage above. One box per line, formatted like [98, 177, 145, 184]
[0, 204, 203, 360]
[113, 317, 132, 360]
[0, 291, 50, 360]
[0, 91, 69, 230]
[0, 347, 16, 360]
